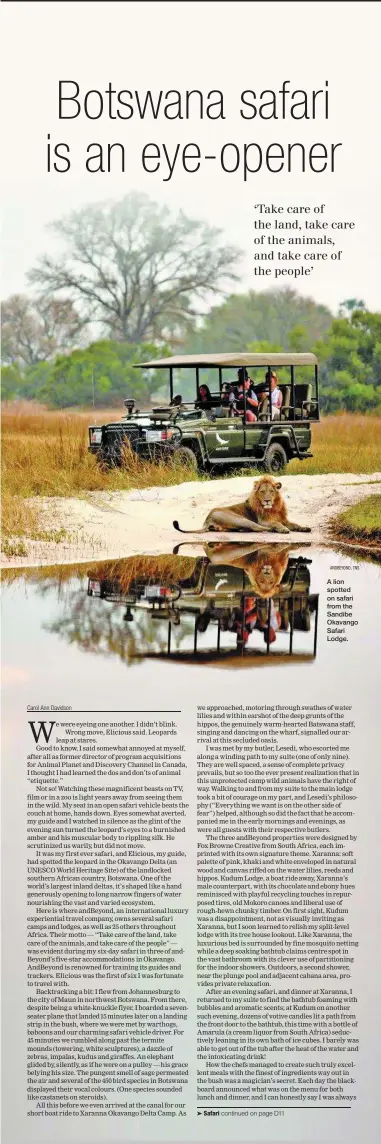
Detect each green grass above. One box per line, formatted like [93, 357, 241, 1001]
[330, 495, 381, 542]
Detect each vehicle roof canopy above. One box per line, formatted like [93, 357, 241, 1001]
[136, 352, 318, 368]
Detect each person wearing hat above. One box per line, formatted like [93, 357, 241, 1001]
[235, 367, 259, 422]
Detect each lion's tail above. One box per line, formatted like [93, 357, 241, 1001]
[173, 520, 210, 534]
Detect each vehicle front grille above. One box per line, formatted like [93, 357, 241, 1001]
[104, 426, 141, 448]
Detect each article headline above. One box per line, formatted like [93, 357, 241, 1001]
[46, 80, 343, 182]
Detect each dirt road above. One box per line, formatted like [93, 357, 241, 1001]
[3, 472, 380, 567]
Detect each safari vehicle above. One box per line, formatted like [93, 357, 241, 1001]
[87, 552, 319, 662]
[88, 352, 319, 475]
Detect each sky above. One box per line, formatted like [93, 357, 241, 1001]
[1, 0, 381, 317]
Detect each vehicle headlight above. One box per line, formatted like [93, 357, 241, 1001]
[145, 429, 174, 442]
[88, 580, 101, 596]
[144, 585, 171, 599]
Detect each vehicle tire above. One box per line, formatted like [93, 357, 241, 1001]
[263, 443, 288, 474]
[174, 446, 200, 473]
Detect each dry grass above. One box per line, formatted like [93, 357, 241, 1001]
[1, 553, 197, 587]
[1, 401, 135, 434]
[1, 403, 197, 547]
[1, 405, 197, 498]
[1, 403, 380, 546]
[288, 413, 381, 475]
[2, 489, 39, 541]
[1, 489, 69, 555]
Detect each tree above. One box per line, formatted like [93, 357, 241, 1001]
[28, 192, 240, 343]
[38, 340, 170, 408]
[287, 325, 309, 352]
[339, 298, 365, 316]
[1, 364, 23, 401]
[183, 288, 332, 353]
[246, 339, 283, 354]
[1, 293, 85, 366]
[46, 591, 195, 665]
[314, 308, 381, 412]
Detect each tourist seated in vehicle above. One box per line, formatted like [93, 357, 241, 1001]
[221, 382, 238, 416]
[195, 384, 213, 410]
[236, 368, 259, 422]
[259, 371, 283, 420]
[169, 393, 187, 414]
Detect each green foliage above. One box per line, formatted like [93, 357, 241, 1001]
[287, 325, 310, 352]
[1, 364, 23, 400]
[2, 341, 170, 409]
[2, 289, 381, 414]
[1, 361, 53, 401]
[339, 298, 365, 316]
[184, 288, 332, 352]
[246, 339, 283, 354]
[187, 296, 381, 413]
[313, 310, 381, 412]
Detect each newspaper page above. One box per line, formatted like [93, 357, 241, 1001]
[1, 3, 381, 1144]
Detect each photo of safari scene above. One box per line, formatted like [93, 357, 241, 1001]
[1, 191, 381, 565]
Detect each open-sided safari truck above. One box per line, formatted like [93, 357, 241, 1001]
[88, 352, 319, 475]
[86, 551, 319, 663]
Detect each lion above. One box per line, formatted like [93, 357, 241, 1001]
[204, 542, 293, 598]
[188, 477, 311, 535]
